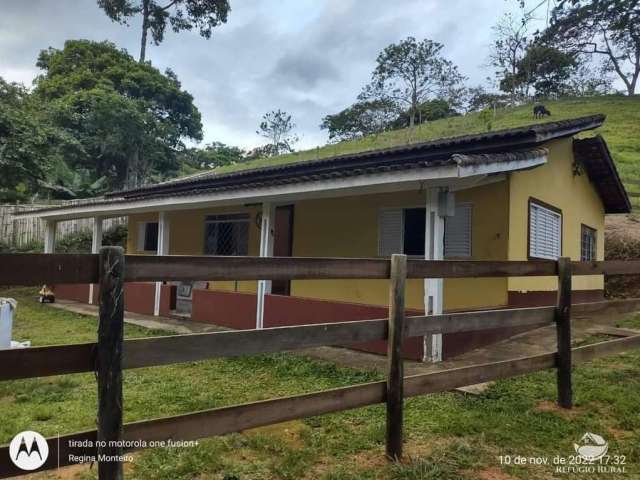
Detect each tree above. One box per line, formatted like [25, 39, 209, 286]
[392, 99, 458, 128]
[567, 57, 615, 95]
[465, 85, 510, 112]
[180, 141, 245, 170]
[543, 0, 640, 95]
[505, 44, 577, 98]
[34, 40, 203, 189]
[489, 11, 533, 104]
[361, 37, 465, 128]
[0, 77, 80, 202]
[97, 0, 231, 62]
[320, 99, 397, 142]
[256, 109, 298, 156]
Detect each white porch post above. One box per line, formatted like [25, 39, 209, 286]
[44, 220, 56, 254]
[424, 188, 446, 362]
[256, 202, 275, 329]
[154, 212, 170, 316]
[89, 216, 103, 304]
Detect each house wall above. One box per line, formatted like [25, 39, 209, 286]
[127, 205, 262, 294]
[126, 183, 511, 312]
[507, 138, 605, 299]
[287, 184, 510, 311]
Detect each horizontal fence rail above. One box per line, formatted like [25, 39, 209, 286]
[0, 305, 557, 380]
[1, 335, 640, 478]
[2, 253, 640, 286]
[1, 252, 640, 478]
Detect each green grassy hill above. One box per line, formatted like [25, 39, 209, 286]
[212, 95, 640, 208]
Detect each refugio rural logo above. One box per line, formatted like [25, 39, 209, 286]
[574, 432, 609, 462]
[9, 431, 49, 471]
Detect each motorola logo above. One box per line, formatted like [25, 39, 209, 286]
[9, 431, 49, 471]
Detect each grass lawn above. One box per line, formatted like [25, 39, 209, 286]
[1, 287, 639, 479]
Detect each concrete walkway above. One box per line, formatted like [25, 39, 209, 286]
[50, 300, 639, 381]
[51, 300, 226, 335]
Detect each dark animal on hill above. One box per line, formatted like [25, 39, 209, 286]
[533, 105, 551, 118]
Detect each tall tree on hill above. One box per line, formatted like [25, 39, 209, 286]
[542, 0, 640, 95]
[35, 40, 203, 189]
[503, 44, 578, 98]
[489, 11, 533, 105]
[97, 0, 231, 62]
[361, 37, 465, 128]
[256, 109, 299, 157]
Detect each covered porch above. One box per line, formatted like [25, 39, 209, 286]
[39, 149, 544, 361]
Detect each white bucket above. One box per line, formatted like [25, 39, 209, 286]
[0, 301, 14, 350]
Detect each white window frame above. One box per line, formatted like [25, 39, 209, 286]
[136, 221, 159, 253]
[581, 224, 597, 261]
[528, 200, 562, 260]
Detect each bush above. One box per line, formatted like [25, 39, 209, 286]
[103, 224, 128, 248]
[0, 224, 127, 254]
[0, 239, 43, 253]
[56, 224, 128, 253]
[56, 230, 92, 253]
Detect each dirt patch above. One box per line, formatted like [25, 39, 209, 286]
[607, 427, 633, 441]
[243, 420, 308, 448]
[470, 466, 516, 480]
[535, 400, 583, 419]
[350, 447, 389, 471]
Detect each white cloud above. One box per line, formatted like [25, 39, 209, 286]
[0, 0, 517, 150]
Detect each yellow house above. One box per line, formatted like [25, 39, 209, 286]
[20, 115, 631, 361]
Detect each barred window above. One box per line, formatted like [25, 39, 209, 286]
[204, 213, 249, 256]
[581, 225, 597, 261]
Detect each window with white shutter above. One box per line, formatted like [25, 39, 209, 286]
[378, 205, 473, 258]
[444, 204, 472, 258]
[378, 209, 404, 256]
[529, 201, 562, 260]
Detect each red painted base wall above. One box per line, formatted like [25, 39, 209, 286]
[52, 284, 91, 303]
[53, 282, 174, 317]
[191, 289, 424, 360]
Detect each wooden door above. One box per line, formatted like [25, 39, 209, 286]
[271, 205, 294, 296]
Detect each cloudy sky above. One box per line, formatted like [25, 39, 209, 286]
[0, 0, 535, 150]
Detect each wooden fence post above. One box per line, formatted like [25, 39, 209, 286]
[556, 257, 572, 409]
[386, 254, 407, 461]
[97, 247, 125, 479]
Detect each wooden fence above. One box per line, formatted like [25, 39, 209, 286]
[0, 204, 126, 248]
[1, 252, 640, 478]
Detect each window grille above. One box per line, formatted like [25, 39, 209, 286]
[204, 213, 250, 256]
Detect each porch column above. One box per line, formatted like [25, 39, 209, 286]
[256, 202, 275, 329]
[89, 216, 103, 304]
[44, 220, 56, 254]
[424, 188, 446, 362]
[154, 212, 170, 316]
